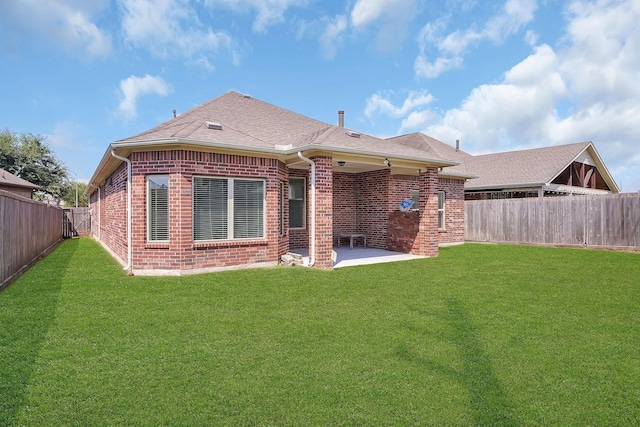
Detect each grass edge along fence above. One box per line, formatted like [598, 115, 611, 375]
[465, 192, 640, 249]
[0, 190, 63, 290]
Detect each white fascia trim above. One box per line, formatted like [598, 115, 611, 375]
[112, 138, 460, 168]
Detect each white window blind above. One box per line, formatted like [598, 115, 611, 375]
[193, 177, 264, 241]
[438, 191, 445, 229]
[147, 175, 169, 242]
[233, 180, 264, 239]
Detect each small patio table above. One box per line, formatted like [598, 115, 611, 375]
[337, 233, 367, 249]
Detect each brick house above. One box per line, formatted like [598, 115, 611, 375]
[87, 91, 473, 275]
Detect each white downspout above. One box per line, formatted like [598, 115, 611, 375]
[297, 152, 316, 267]
[110, 150, 132, 272]
[88, 183, 101, 241]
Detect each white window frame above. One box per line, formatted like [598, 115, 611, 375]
[437, 191, 445, 229]
[146, 175, 169, 243]
[288, 177, 306, 230]
[192, 176, 266, 241]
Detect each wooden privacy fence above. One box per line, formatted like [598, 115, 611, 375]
[0, 190, 63, 290]
[465, 193, 640, 249]
[63, 207, 91, 238]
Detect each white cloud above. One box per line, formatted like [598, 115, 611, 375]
[120, 0, 235, 62]
[560, 0, 640, 107]
[483, 0, 538, 43]
[203, 0, 307, 33]
[414, 55, 463, 79]
[524, 30, 538, 46]
[398, 0, 640, 190]
[0, 0, 112, 59]
[399, 110, 436, 133]
[319, 15, 347, 59]
[418, 44, 566, 153]
[351, 0, 417, 52]
[415, 0, 538, 79]
[351, 0, 392, 27]
[46, 121, 89, 152]
[118, 75, 172, 118]
[365, 90, 434, 120]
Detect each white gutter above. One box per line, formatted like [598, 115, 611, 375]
[110, 150, 132, 272]
[109, 138, 460, 167]
[88, 183, 101, 241]
[297, 152, 316, 267]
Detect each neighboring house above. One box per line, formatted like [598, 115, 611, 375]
[389, 134, 619, 199]
[0, 167, 40, 199]
[87, 91, 473, 275]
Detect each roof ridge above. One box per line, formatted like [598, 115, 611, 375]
[473, 141, 592, 158]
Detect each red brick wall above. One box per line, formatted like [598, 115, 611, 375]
[415, 168, 440, 257]
[88, 150, 466, 272]
[437, 178, 465, 244]
[332, 172, 357, 245]
[312, 156, 333, 268]
[356, 169, 389, 249]
[387, 177, 466, 250]
[93, 162, 128, 264]
[89, 183, 105, 241]
[387, 210, 419, 253]
[91, 150, 286, 272]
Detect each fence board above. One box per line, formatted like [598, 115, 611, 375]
[1, 190, 63, 290]
[465, 193, 640, 249]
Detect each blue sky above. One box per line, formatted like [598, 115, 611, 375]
[1, 0, 639, 191]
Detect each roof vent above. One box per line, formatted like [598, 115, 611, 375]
[206, 121, 222, 130]
[345, 130, 360, 138]
[242, 94, 251, 99]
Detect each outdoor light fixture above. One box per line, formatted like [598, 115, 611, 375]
[338, 161, 346, 167]
[384, 158, 392, 167]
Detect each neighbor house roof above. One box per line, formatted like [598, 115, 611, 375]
[0, 168, 41, 190]
[386, 135, 619, 194]
[89, 91, 472, 192]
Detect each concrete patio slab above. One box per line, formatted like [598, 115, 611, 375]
[292, 247, 426, 269]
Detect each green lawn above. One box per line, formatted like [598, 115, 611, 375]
[1, 239, 639, 426]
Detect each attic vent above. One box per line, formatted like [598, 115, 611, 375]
[345, 130, 360, 138]
[242, 94, 251, 99]
[206, 121, 222, 130]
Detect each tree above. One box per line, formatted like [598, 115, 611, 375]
[61, 181, 89, 207]
[0, 128, 68, 201]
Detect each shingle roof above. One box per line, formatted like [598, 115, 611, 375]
[118, 91, 458, 165]
[386, 133, 477, 178]
[0, 168, 41, 190]
[463, 142, 593, 189]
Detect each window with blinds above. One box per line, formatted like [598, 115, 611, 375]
[438, 191, 445, 229]
[193, 177, 265, 241]
[412, 189, 419, 211]
[289, 177, 305, 229]
[147, 175, 169, 242]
